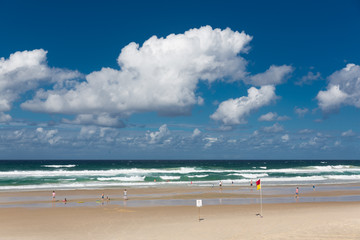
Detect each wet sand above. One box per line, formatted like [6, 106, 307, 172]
[0, 184, 360, 239]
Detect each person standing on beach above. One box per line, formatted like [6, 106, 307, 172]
[250, 180, 253, 188]
[295, 187, 299, 198]
[123, 189, 128, 200]
[313, 184, 316, 191]
[52, 191, 56, 201]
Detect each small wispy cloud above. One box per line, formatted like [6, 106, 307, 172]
[262, 123, 284, 133]
[295, 71, 321, 85]
[294, 107, 309, 117]
[258, 112, 290, 122]
[341, 129, 356, 137]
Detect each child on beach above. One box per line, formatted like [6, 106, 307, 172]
[52, 191, 56, 201]
[295, 187, 299, 198]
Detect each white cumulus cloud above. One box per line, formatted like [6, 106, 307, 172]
[259, 112, 278, 121]
[0, 49, 81, 113]
[296, 71, 321, 85]
[249, 65, 293, 86]
[262, 123, 284, 133]
[192, 128, 201, 138]
[204, 137, 218, 148]
[210, 85, 277, 125]
[317, 63, 360, 112]
[317, 85, 347, 112]
[146, 124, 171, 144]
[35, 127, 61, 145]
[341, 129, 356, 137]
[294, 107, 309, 117]
[0, 112, 12, 122]
[63, 113, 125, 128]
[281, 134, 290, 142]
[258, 112, 290, 122]
[22, 26, 252, 120]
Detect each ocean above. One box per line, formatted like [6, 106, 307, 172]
[0, 160, 359, 191]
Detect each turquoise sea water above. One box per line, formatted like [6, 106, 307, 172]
[0, 160, 359, 191]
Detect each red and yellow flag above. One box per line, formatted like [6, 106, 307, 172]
[256, 179, 261, 190]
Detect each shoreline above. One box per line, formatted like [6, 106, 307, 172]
[1, 183, 359, 208]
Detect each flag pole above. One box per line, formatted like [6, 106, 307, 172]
[260, 184, 263, 217]
[198, 207, 200, 221]
[256, 179, 263, 218]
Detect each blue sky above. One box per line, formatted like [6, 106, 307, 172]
[1, 0, 360, 159]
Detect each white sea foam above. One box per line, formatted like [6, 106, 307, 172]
[0, 180, 196, 191]
[326, 175, 360, 180]
[42, 165, 76, 168]
[0, 167, 197, 178]
[0, 165, 359, 180]
[228, 173, 269, 178]
[160, 176, 181, 180]
[0, 182, 153, 190]
[1, 173, 360, 191]
[262, 174, 360, 182]
[97, 176, 145, 182]
[187, 175, 209, 178]
[313, 165, 351, 171]
[262, 176, 326, 182]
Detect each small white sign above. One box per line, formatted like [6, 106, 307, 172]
[196, 199, 202, 207]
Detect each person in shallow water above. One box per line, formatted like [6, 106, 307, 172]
[295, 187, 299, 198]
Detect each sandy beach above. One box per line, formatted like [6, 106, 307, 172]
[0, 185, 360, 240]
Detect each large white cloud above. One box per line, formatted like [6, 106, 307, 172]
[317, 63, 360, 112]
[0, 49, 81, 113]
[22, 26, 252, 118]
[210, 85, 277, 125]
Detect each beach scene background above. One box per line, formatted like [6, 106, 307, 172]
[1, 0, 360, 239]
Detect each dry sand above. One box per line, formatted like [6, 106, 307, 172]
[0, 186, 359, 240]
